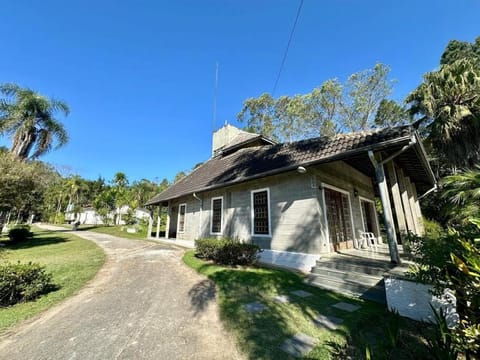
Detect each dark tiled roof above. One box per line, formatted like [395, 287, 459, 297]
[146, 126, 417, 205]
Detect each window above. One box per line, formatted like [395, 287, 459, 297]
[210, 197, 223, 234]
[251, 189, 270, 236]
[178, 204, 186, 232]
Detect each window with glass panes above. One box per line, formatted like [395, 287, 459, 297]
[178, 204, 186, 232]
[211, 198, 222, 234]
[252, 190, 270, 235]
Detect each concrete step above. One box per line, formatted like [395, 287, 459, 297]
[310, 267, 383, 287]
[314, 257, 394, 276]
[306, 274, 386, 304]
[307, 278, 386, 304]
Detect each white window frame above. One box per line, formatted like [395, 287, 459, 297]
[177, 203, 187, 233]
[322, 183, 355, 251]
[250, 188, 271, 237]
[358, 196, 380, 235]
[210, 196, 224, 235]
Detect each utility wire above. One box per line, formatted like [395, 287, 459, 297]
[272, 0, 304, 96]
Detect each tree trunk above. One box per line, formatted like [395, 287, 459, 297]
[12, 128, 37, 159]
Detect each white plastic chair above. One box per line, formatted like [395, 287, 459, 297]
[360, 231, 377, 251]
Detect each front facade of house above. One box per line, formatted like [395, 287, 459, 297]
[147, 125, 435, 270]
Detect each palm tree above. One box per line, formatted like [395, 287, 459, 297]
[0, 83, 70, 160]
[441, 165, 480, 224]
[406, 59, 480, 168]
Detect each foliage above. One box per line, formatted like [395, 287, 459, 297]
[195, 238, 261, 265]
[238, 63, 396, 142]
[441, 166, 480, 225]
[424, 306, 459, 360]
[374, 99, 411, 127]
[93, 188, 116, 225]
[0, 152, 59, 223]
[440, 36, 480, 65]
[423, 218, 446, 239]
[0, 228, 105, 331]
[0, 262, 54, 306]
[7, 225, 33, 243]
[407, 219, 480, 358]
[0, 83, 70, 160]
[407, 58, 480, 168]
[183, 250, 431, 359]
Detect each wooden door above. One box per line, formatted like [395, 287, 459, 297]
[324, 188, 354, 251]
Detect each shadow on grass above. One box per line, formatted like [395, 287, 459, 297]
[187, 254, 432, 360]
[0, 236, 69, 250]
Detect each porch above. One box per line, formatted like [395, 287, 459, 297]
[307, 244, 412, 304]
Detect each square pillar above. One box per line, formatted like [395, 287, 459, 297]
[396, 168, 417, 235]
[156, 205, 161, 239]
[368, 151, 401, 264]
[165, 202, 171, 239]
[386, 161, 408, 241]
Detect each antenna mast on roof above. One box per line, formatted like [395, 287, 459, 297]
[212, 62, 219, 132]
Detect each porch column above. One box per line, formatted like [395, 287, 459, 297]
[396, 168, 417, 235]
[156, 205, 161, 239]
[386, 161, 408, 241]
[165, 202, 170, 239]
[411, 183, 425, 235]
[368, 151, 401, 264]
[405, 177, 421, 235]
[147, 212, 153, 239]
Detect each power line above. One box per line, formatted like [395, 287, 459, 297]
[272, 0, 304, 96]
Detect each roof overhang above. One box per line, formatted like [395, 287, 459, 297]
[146, 131, 436, 205]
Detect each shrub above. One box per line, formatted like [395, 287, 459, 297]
[195, 237, 261, 265]
[423, 218, 445, 239]
[0, 262, 54, 306]
[8, 225, 33, 243]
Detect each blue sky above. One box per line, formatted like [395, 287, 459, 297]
[1, 0, 479, 183]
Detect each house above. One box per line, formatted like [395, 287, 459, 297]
[146, 124, 435, 271]
[65, 205, 151, 226]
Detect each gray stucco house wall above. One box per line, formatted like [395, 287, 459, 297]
[147, 124, 435, 271]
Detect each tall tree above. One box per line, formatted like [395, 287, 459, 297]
[440, 37, 480, 65]
[0, 83, 70, 159]
[339, 63, 394, 131]
[407, 59, 480, 168]
[237, 63, 395, 141]
[237, 93, 277, 140]
[441, 165, 480, 224]
[374, 99, 410, 127]
[0, 152, 59, 225]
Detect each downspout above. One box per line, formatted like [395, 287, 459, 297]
[193, 193, 203, 237]
[418, 184, 437, 200]
[378, 135, 416, 166]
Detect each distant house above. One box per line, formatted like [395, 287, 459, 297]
[65, 205, 150, 225]
[146, 124, 435, 271]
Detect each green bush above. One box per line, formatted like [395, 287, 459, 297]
[8, 225, 33, 243]
[0, 262, 54, 306]
[195, 237, 261, 265]
[423, 218, 445, 238]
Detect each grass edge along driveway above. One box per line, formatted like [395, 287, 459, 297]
[183, 250, 430, 359]
[0, 228, 105, 333]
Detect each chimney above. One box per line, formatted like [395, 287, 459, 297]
[212, 123, 244, 156]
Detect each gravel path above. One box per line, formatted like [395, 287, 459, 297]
[0, 225, 243, 360]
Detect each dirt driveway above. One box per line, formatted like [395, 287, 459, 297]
[0, 225, 243, 360]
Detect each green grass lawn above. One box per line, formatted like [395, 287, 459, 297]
[0, 228, 105, 333]
[183, 250, 430, 359]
